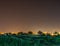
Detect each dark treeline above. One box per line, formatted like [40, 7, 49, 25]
[0, 31, 60, 46]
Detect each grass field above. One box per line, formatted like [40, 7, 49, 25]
[0, 31, 60, 46]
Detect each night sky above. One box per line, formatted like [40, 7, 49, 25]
[0, 0, 60, 33]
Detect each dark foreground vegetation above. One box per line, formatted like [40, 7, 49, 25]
[0, 31, 60, 46]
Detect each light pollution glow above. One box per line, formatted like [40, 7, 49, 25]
[0, 1, 60, 33]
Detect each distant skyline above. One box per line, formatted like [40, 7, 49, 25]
[0, 0, 60, 33]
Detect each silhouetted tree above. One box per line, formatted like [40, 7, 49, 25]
[37, 31, 43, 36]
[28, 31, 33, 34]
[54, 32, 59, 35]
[17, 32, 24, 35]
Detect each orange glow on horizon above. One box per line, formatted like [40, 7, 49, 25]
[0, 31, 59, 35]
[11, 32, 18, 34]
[43, 32, 47, 34]
[0, 33, 4, 34]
